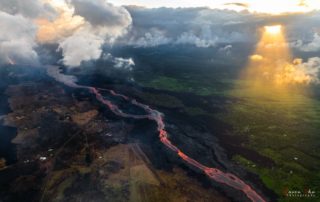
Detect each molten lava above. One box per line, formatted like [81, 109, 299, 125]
[47, 66, 266, 202]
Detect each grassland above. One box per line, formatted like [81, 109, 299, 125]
[222, 88, 320, 202]
[137, 74, 229, 96]
[136, 72, 320, 201]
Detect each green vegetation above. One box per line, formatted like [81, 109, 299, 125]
[217, 85, 320, 202]
[137, 75, 227, 96]
[137, 71, 320, 201]
[139, 92, 184, 108]
[233, 155, 319, 202]
[184, 107, 209, 116]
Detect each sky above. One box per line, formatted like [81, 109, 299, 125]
[108, 0, 320, 14]
[0, 0, 319, 83]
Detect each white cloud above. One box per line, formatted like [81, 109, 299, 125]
[176, 32, 218, 48]
[108, 0, 320, 14]
[0, 0, 319, 74]
[293, 57, 320, 83]
[219, 45, 232, 55]
[271, 57, 320, 84]
[128, 29, 172, 47]
[120, 7, 253, 48]
[298, 33, 320, 52]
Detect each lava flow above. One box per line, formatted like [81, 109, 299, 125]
[47, 66, 266, 202]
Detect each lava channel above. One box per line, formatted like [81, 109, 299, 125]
[47, 66, 266, 202]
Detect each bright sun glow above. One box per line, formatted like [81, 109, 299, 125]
[108, 0, 320, 14]
[238, 23, 314, 110]
[265, 25, 282, 35]
[241, 23, 312, 103]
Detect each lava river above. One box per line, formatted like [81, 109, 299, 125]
[47, 66, 266, 202]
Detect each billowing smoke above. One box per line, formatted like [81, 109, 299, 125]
[0, 0, 132, 67]
[46, 66, 80, 88]
[57, 0, 132, 67]
[58, 28, 105, 67]
[36, 9, 84, 44]
[0, 0, 56, 19]
[0, 12, 39, 65]
[103, 53, 135, 71]
[0, 0, 57, 65]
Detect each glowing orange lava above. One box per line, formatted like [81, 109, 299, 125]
[47, 66, 266, 202]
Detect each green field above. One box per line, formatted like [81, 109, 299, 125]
[136, 72, 320, 201]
